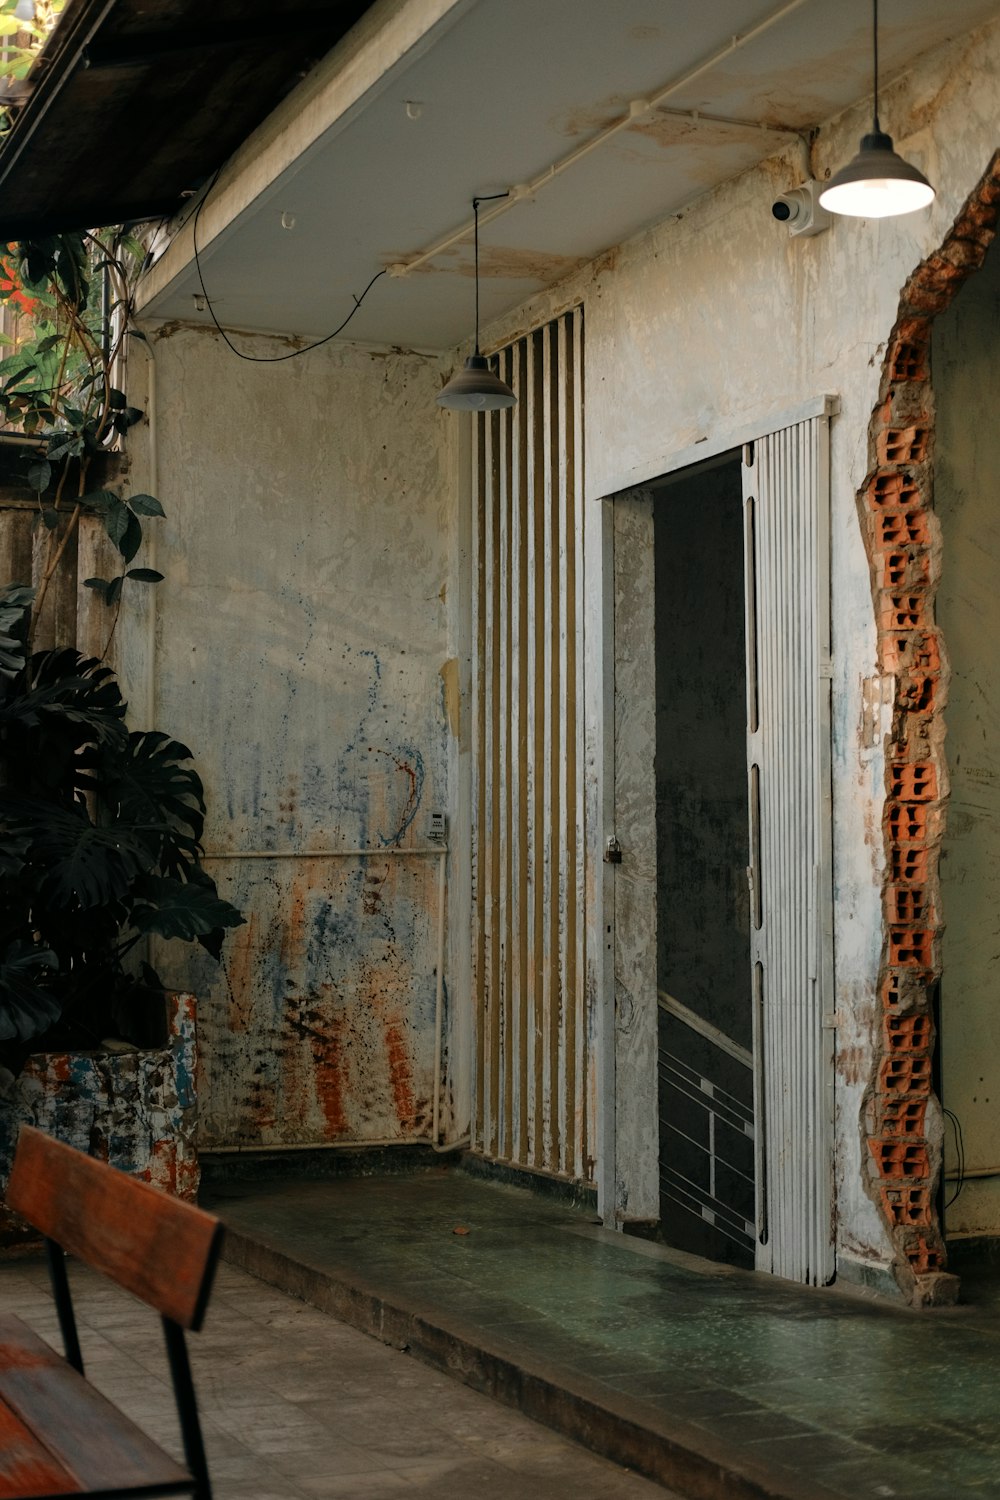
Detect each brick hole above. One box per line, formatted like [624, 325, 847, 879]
[888, 803, 928, 843]
[880, 1097, 927, 1135]
[883, 427, 930, 464]
[890, 888, 928, 924]
[899, 676, 936, 714]
[889, 928, 933, 967]
[885, 1013, 931, 1052]
[882, 1187, 932, 1226]
[889, 343, 927, 381]
[891, 846, 929, 883]
[881, 1055, 932, 1092]
[889, 764, 936, 803]
[886, 594, 924, 628]
[877, 509, 930, 548]
[872, 1139, 930, 1178]
[869, 472, 920, 509]
[905, 1239, 944, 1274]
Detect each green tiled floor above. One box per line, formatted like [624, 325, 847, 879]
[203, 1165, 1000, 1499]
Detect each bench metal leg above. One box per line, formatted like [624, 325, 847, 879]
[45, 1238, 84, 1375]
[162, 1317, 212, 1500]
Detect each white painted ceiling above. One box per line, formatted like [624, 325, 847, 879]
[139, 0, 1000, 351]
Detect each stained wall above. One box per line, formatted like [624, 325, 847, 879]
[121, 327, 458, 1148]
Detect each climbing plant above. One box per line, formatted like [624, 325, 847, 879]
[0, 228, 163, 650]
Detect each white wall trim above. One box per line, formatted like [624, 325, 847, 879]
[590, 393, 840, 503]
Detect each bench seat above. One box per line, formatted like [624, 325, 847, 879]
[0, 1313, 193, 1499]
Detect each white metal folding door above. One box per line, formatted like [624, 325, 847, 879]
[470, 308, 590, 1180]
[743, 408, 835, 1284]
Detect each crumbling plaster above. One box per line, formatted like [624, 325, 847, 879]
[480, 13, 1000, 1269]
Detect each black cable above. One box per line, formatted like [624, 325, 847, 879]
[872, 0, 881, 134]
[191, 172, 386, 363]
[944, 1106, 965, 1209]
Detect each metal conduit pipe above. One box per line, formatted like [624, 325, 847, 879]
[201, 845, 456, 1150]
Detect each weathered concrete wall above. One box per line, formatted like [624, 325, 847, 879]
[123, 327, 456, 1148]
[935, 235, 1000, 1237]
[481, 14, 1000, 1270]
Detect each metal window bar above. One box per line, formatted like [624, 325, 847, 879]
[661, 1166, 756, 1247]
[660, 1116, 755, 1186]
[658, 1054, 753, 1136]
[659, 988, 756, 1251]
[471, 308, 588, 1181]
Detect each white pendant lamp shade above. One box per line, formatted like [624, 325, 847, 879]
[819, 131, 935, 218]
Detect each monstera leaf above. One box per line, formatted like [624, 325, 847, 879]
[100, 731, 206, 874]
[0, 584, 33, 682]
[1, 796, 154, 910]
[0, 940, 61, 1043]
[131, 873, 245, 948]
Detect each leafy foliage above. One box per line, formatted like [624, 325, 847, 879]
[0, 226, 164, 645]
[0, 586, 244, 1062]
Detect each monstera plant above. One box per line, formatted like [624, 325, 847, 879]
[0, 583, 244, 1085]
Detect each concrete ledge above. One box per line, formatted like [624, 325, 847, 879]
[221, 1225, 844, 1500]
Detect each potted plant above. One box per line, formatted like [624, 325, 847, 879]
[0, 582, 243, 1230]
[0, 228, 243, 1225]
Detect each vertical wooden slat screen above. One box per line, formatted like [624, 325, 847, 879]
[743, 412, 834, 1284]
[471, 307, 590, 1180]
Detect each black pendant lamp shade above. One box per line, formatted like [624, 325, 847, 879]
[438, 353, 516, 410]
[818, 0, 935, 220]
[438, 195, 516, 411]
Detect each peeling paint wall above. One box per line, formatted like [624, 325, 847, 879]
[0, 992, 199, 1242]
[123, 328, 456, 1148]
[480, 14, 1000, 1269]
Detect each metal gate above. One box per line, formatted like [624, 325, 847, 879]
[743, 409, 835, 1284]
[470, 307, 591, 1180]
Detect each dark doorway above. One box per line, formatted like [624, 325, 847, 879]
[654, 454, 755, 1267]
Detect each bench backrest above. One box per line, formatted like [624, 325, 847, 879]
[7, 1126, 223, 1331]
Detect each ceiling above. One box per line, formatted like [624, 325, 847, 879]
[0, 0, 375, 239]
[137, 0, 1000, 351]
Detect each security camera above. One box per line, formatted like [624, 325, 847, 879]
[771, 181, 832, 238]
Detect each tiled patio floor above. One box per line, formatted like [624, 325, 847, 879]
[203, 1162, 1000, 1500]
[0, 1254, 674, 1499]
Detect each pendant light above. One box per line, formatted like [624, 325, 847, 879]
[437, 197, 516, 411]
[819, 0, 935, 219]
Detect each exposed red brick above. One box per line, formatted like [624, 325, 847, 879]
[858, 159, 1000, 1301]
[890, 845, 929, 884]
[880, 1055, 932, 1093]
[886, 802, 928, 844]
[884, 1013, 931, 1053]
[879, 1096, 927, 1137]
[889, 928, 933, 967]
[887, 341, 928, 383]
[871, 1138, 930, 1178]
[888, 763, 937, 802]
[882, 1186, 932, 1226]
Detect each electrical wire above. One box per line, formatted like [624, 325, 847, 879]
[944, 1106, 965, 1208]
[191, 171, 386, 363]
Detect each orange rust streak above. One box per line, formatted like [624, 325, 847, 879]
[383, 1019, 416, 1128]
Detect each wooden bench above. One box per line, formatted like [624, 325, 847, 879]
[0, 1125, 224, 1499]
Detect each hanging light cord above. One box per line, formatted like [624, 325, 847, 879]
[872, 0, 881, 133]
[191, 170, 386, 363]
[472, 192, 509, 356]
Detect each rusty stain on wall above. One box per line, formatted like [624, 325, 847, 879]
[137, 330, 451, 1151]
[440, 657, 460, 740]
